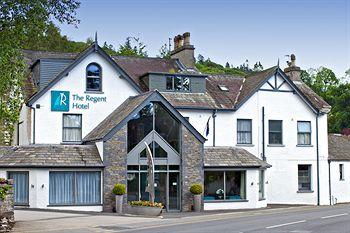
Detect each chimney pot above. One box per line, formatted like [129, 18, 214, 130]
[173, 36, 179, 50]
[178, 35, 184, 47]
[183, 32, 190, 46]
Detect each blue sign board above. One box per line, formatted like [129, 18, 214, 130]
[51, 91, 70, 112]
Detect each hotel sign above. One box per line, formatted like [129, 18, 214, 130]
[51, 90, 107, 112]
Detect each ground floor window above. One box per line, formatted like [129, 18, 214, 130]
[204, 170, 246, 201]
[8, 171, 29, 205]
[298, 165, 311, 191]
[339, 164, 344, 180]
[259, 170, 265, 199]
[49, 171, 101, 205]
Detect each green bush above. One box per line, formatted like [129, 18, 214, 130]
[129, 200, 163, 208]
[112, 183, 126, 195]
[189, 183, 203, 195]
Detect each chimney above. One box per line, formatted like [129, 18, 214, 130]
[284, 54, 301, 81]
[170, 32, 195, 69]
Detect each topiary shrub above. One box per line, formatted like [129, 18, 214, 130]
[112, 183, 126, 195]
[189, 183, 203, 195]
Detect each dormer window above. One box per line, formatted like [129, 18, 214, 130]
[166, 76, 190, 91]
[86, 63, 102, 91]
[218, 85, 229, 91]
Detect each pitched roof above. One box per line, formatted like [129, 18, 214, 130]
[112, 56, 181, 91]
[328, 134, 350, 161]
[161, 92, 221, 109]
[83, 92, 152, 142]
[0, 144, 103, 168]
[83, 90, 206, 143]
[204, 147, 271, 168]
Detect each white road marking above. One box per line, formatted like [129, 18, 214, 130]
[266, 220, 306, 229]
[321, 213, 348, 219]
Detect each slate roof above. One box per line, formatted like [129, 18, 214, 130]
[0, 144, 103, 168]
[328, 134, 350, 161]
[83, 92, 152, 142]
[204, 147, 271, 168]
[22, 49, 330, 112]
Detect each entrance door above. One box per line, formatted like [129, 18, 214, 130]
[8, 171, 29, 205]
[168, 172, 180, 210]
[154, 173, 167, 209]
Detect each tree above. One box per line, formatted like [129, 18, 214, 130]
[195, 55, 246, 76]
[0, 0, 80, 145]
[115, 37, 148, 57]
[225, 62, 230, 68]
[157, 43, 171, 59]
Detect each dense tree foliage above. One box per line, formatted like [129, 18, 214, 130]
[195, 55, 246, 76]
[301, 67, 350, 133]
[114, 37, 148, 57]
[0, 0, 80, 145]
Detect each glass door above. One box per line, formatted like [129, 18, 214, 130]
[8, 171, 29, 205]
[154, 172, 167, 209]
[168, 172, 180, 210]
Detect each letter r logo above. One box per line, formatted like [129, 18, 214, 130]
[51, 91, 70, 112]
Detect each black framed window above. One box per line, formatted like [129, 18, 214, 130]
[63, 114, 82, 142]
[237, 119, 252, 144]
[86, 63, 102, 91]
[297, 121, 311, 145]
[340, 164, 344, 180]
[269, 120, 283, 145]
[298, 165, 311, 191]
[49, 171, 101, 205]
[165, 76, 190, 91]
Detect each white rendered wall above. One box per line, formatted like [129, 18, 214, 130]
[31, 52, 139, 144]
[182, 73, 330, 206]
[204, 170, 267, 210]
[0, 168, 103, 212]
[330, 161, 350, 204]
[14, 104, 32, 145]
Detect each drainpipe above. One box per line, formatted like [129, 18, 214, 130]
[316, 113, 320, 205]
[212, 109, 217, 147]
[328, 159, 332, 205]
[262, 107, 266, 161]
[30, 106, 36, 144]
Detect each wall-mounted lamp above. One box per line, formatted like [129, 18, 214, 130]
[250, 182, 254, 186]
[31, 184, 34, 188]
[41, 184, 45, 188]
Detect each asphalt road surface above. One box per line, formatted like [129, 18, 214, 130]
[14, 204, 350, 233]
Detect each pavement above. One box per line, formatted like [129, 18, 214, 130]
[13, 204, 350, 233]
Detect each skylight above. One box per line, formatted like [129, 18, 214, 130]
[218, 85, 229, 91]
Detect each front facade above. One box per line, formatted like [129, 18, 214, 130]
[0, 32, 341, 212]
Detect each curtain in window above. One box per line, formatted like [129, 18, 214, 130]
[49, 172, 74, 204]
[8, 172, 29, 204]
[237, 120, 252, 144]
[63, 115, 82, 142]
[76, 172, 101, 204]
[298, 122, 311, 145]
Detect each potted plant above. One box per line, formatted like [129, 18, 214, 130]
[112, 183, 126, 214]
[190, 183, 203, 212]
[126, 200, 163, 216]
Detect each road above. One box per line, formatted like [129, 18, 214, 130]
[14, 204, 350, 233]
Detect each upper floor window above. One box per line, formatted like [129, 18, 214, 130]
[86, 63, 102, 91]
[166, 76, 190, 91]
[269, 120, 283, 145]
[237, 119, 252, 144]
[297, 121, 311, 145]
[63, 114, 82, 142]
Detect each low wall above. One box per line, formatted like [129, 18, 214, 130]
[0, 179, 14, 232]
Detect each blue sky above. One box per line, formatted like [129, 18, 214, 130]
[59, 0, 350, 77]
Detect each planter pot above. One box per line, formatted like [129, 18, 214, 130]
[125, 205, 162, 216]
[193, 194, 202, 212]
[115, 195, 124, 214]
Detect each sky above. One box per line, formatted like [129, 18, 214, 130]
[59, 0, 350, 77]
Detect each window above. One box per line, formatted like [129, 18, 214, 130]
[204, 171, 246, 201]
[127, 102, 180, 153]
[140, 141, 167, 158]
[340, 164, 344, 180]
[63, 114, 82, 142]
[237, 119, 252, 144]
[218, 85, 229, 91]
[49, 171, 101, 205]
[269, 120, 283, 145]
[298, 165, 312, 191]
[297, 121, 311, 145]
[165, 76, 190, 91]
[86, 63, 102, 91]
[8, 171, 29, 205]
[259, 170, 265, 199]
